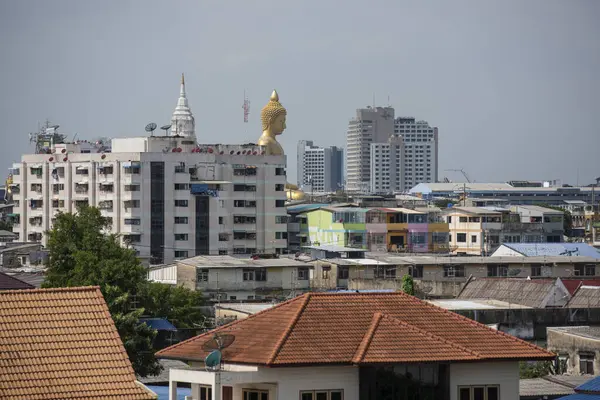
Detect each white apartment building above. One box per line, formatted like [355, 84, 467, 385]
[345, 107, 439, 193]
[9, 76, 289, 264]
[394, 117, 439, 192]
[296, 140, 343, 193]
[345, 106, 395, 192]
[369, 135, 404, 193]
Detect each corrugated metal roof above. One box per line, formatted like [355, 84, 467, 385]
[176, 255, 309, 268]
[566, 286, 600, 308]
[368, 254, 599, 265]
[576, 376, 600, 393]
[457, 278, 557, 308]
[558, 395, 600, 399]
[548, 326, 600, 340]
[501, 243, 600, 259]
[520, 378, 575, 397]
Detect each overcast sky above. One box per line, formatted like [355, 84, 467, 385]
[1, 0, 598, 186]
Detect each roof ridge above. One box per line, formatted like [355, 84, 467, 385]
[379, 313, 482, 359]
[267, 293, 312, 365]
[156, 293, 308, 359]
[0, 285, 101, 294]
[352, 312, 383, 364]
[421, 296, 556, 359]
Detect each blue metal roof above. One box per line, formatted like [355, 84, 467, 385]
[558, 395, 600, 400]
[576, 376, 600, 392]
[502, 243, 600, 259]
[140, 318, 177, 331]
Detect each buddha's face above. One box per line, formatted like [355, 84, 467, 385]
[272, 114, 286, 135]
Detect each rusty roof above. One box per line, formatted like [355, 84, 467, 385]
[457, 278, 558, 308]
[157, 292, 554, 366]
[0, 286, 156, 400]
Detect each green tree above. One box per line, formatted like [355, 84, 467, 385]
[42, 206, 161, 377]
[519, 360, 556, 379]
[140, 282, 206, 329]
[401, 274, 415, 296]
[433, 199, 456, 209]
[0, 219, 13, 231]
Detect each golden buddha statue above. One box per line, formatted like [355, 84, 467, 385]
[259, 89, 306, 201]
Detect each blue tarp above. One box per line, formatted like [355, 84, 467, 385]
[558, 376, 600, 399]
[146, 385, 191, 400]
[558, 395, 600, 400]
[140, 318, 177, 331]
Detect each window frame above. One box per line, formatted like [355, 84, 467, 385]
[299, 389, 344, 400]
[457, 385, 500, 400]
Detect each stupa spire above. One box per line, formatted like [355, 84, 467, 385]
[171, 73, 195, 138]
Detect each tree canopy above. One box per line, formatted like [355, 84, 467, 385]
[43, 206, 205, 376]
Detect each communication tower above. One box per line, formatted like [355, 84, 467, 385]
[243, 90, 250, 123]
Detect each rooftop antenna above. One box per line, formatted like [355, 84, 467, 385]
[160, 124, 171, 136]
[243, 90, 250, 123]
[145, 122, 157, 136]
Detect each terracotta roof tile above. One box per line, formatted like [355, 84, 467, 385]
[157, 292, 554, 366]
[0, 286, 156, 400]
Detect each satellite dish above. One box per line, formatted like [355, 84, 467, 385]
[205, 350, 222, 370]
[145, 123, 157, 135]
[202, 333, 236, 352]
[160, 124, 171, 132]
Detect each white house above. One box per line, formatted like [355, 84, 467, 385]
[156, 291, 554, 400]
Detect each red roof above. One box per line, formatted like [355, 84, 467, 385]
[0, 287, 155, 400]
[157, 292, 554, 366]
[561, 278, 600, 295]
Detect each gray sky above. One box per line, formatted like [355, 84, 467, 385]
[1, 0, 599, 186]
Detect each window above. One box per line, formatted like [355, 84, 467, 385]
[242, 389, 268, 400]
[243, 269, 255, 281]
[456, 233, 467, 243]
[197, 269, 209, 282]
[458, 386, 499, 400]
[174, 250, 188, 258]
[218, 233, 229, 242]
[124, 184, 140, 192]
[322, 265, 331, 280]
[338, 266, 349, 280]
[575, 264, 596, 276]
[275, 232, 288, 240]
[468, 217, 480, 222]
[174, 234, 188, 241]
[219, 216, 224, 224]
[275, 215, 288, 224]
[300, 390, 343, 400]
[580, 352, 595, 374]
[174, 183, 189, 190]
[124, 218, 141, 225]
[443, 265, 465, 278]
[298, 267, 309, 280]
[459, 216, 468, 223]
[275, 167, 285, 176]
[255, 269, 267, 281]
[174, 216, 188, 224]
[174, 165, 185, 173]
[375, 267, 397, 279]
[487, 265, 508, 277]
[471, 235, 477, 243]
[531, 264, 543, 277]
[409, 265, 424, 278]
[275, 200, 286, 207]
[175, 200, 188, 207]
[275, 184, 285, 191]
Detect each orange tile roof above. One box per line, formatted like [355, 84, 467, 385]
[0, 286, 156, 400]
[157, 292, 554, 366]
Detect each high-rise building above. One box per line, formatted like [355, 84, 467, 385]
[345, 107, 395, 192]
[10, 76, 289, 264]
[297, 140, 343, 193]
[394, 117, 438, 192]
[345, 106, 438, 193]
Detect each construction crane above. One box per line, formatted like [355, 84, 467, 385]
[445, 168, 472, 183]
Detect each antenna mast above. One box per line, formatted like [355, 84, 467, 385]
[243, 90, 250, 123]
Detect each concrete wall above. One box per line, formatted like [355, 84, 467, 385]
[450, 361, 519, 400]
[547, 329, 600, 374]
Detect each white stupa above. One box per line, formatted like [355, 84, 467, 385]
[170, 73, 195, 139]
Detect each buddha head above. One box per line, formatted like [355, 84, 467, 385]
[261, 89, 287, 136]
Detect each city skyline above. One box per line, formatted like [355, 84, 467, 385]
[1, 0, 599, 187]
